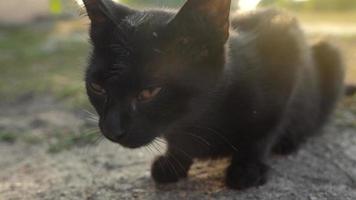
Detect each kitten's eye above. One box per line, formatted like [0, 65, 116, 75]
[89, 83, 106, 96]
[137, 87, 162, 103]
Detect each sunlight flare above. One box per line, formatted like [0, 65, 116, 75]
[238, 0, 262, 11]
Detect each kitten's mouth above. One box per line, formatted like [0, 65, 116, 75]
[101, 129, 155, 149]
[99, 126, 126, 144]
[102, 131, 127, 144]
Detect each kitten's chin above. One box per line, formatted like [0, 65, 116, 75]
[104, 133, 156, 149]
[119, 140, 151, 149]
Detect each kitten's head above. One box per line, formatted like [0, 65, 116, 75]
[83, 0, 231, 148]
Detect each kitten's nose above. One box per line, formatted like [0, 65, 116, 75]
[101, 126, 126, 142]
[100, 111, 126, 142]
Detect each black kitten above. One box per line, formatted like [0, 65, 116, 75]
[83, 0, 344, 190]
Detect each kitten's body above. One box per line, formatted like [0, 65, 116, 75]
[83, 0, 344, 189]
[156, 9, 344, 188]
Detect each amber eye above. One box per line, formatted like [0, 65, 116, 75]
[137, 87, 162, 103]
[89, 83, 106, 96]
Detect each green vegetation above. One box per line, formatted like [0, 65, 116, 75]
[261, 0, 356, 11]
[0, 6, 355, 153]
[0, 129, 99, 153]
[50, 0, 63, 14]
[296, 11, 356, 24]
[0, 132, 17, 143]
[47, 130, 99, 154]
[0, 23, 90, 107]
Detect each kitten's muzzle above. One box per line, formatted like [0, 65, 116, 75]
[100, 124, 127, 143]
[99, 111, 127, 143]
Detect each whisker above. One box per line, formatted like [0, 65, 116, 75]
[147, 144, 166, 178]
[155, 137, 167, 144]
[193, 125, 239, 152]
[83, 109, 98, 117]
[151, 141, 164, 155]
[154, 139, 193, 161]
[82, 127, 100, 134]
[145, 144, 154, 158]
[87, 118, 99, 124]
[152, 142, 179, 179]
[93, 135, 104, 146]
[159, 144, 186, 175]
[83, 109, 99, 124]
[181, 131, 211, 147]
[81, 134, 105, 186]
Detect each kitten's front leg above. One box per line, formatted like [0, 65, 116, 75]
[225, 142, 270, 190]
[151, 147, 193, 184]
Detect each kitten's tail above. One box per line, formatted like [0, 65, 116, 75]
[312, 41, 345, 112]
[312, 41, 356, 97]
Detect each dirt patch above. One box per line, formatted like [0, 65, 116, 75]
[0, 96, 356, 199]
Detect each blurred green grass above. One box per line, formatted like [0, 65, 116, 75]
[297, 11, 356, 24]
[0, 21, 96, 150]
[0, 9, 356, 152]
[0, 22, 90, 108]
[0, 11, 355, 106]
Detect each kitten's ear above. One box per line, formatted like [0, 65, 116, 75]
[170, 0, 231, 43]
[83, 0, 133, 25]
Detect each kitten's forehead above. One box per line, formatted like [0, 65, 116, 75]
[123, 12, 152, 27]
[114, 10, 176, 68]
[121, 10, 174, 34]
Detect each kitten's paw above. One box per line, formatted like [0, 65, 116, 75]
[151, 155, 190, 184]
[225, 162, 269, 190]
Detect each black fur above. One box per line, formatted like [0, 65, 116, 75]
[83, 0, 345, 190]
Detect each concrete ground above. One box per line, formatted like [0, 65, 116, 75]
[0, 96, 356, 200]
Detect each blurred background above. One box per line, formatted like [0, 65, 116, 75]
[0, 0, 355, 199]
[2, 0, 355, 144]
